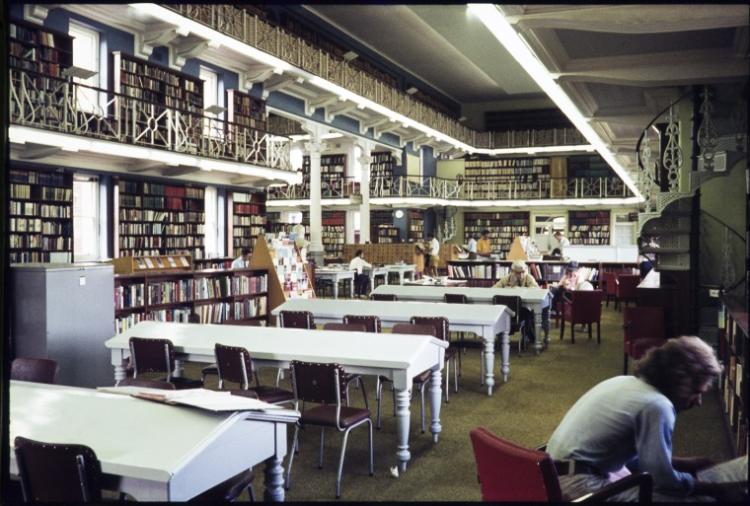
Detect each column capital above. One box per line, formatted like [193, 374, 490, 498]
[304, 141, 327, 155]
[357, 155, 373, 167]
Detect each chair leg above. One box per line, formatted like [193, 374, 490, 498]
[560, 320, 565, 341]
[391, 383, 396, 417]
[480, 350, 485, 386]
[248, 483, 256, 502]
[420, 382, 427, 434]
[358, 377, 369, 410]
[336, 426, 354, 499]
[571, 322, 575, 344]
[453, 357, 459, 394]
[444, 360, 450, 403]
[597, 321, 601, 344]
[588, 323, 593, 340]
[285, 424, 300, 490]
[623, 353, 629, 374]
[319, 428, 326, 469]
[375, 378, 383, 430]
[367, 419, 374, 477]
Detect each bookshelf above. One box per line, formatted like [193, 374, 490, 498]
[231, 191, 266, 256]
[194, 257, 234, 270]
[464, 212, 530, 259]
[408, 210, 424, 242]
[9, 18, 73, 78]
[569, 210, 611, 245]
[116, 178, 206, 259]
[302, 153, 347, 197]
[370, 151, 395, 194]
[464, 156, 551, 199]
[371, 210, 400, 244]
[322, 211, 346, 259]
[9, 167, 73, 264]
[226, 89, 266, 131]
[718, 299, 748, 456]
[114, 268, 269, 332]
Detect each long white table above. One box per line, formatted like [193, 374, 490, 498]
[314, 268, 355, 299]
[272, 297, 511, 395]
[372, 284, 551, 353]
[9, 380, 298, 501]
[366, 265, 389, 292]
[385, 264, 416, 285]
[105, 321, 448, 472]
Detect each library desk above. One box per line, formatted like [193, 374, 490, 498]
[366, 265, 390, 292]
[384, 263, 416, 285]
[314, 267, 355, 299]
[404, 278, 468, 287]
[9, 380, 298, 501]
[105, 321, 448, 473]
[273, 297, 511, 395]
[372, 285, 551, 353]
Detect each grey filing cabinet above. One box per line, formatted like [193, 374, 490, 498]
[11, 263, 115, 388]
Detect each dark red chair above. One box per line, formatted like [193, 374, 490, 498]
[115, 378, 176, 390]
[10, 358, 59, 384]
[411, 316, 459, 404]
[278, 310, 315, 329]
[601, 272, 618, 308]
[343, 314, 382, 333]
[615, 274, 640, 310]
[469, 427, 653, 502]
[623, 306, 667, 374]
[559, 290, 603, 344]
[322, 323, 369, 409]
[127, 337, 203, 389]
[201, 319, 264, 384]
[370, 293, 397, 301]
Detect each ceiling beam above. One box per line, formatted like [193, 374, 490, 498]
[305, 95, 338, 116]
[161, 166, 201, 177]
[374, 121, 401, 139]
[325, 101, 358, 122]
[17, 144, 62, 160]
[172, 38, 210, 69]
[127, 161, 165, 173]
[262, 75, 305, 100]
[359, 117, 391, 135]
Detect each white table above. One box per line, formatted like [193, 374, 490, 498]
[372, 285, 551, 353]
[314, 268, 355, 299]
[404, 278, 467, 287]
[366, 265, 389, 292]
[273, 298, 511, 395]
[9, 380, 298, 501]
[105, 321, 447, 472]
[385, 264, 416, 285]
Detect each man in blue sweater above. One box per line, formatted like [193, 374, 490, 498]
[547, 336, 747, 501]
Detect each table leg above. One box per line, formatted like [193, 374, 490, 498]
[399, 272, 404, 285]
[173, 359, 184, 378]
[500, 331, 510, 383]
[395, 388, 411, 472]
[333, 279, 339, 299]
[482, 336, 496, 396]
[113, 363, 126, 383]
[534, 306, 544, 355]
[429, 369, 443, 443]
[350, 277, 354, 299]
[263, 455, 285, 502]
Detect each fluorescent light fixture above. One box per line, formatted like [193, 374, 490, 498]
[467, 4, 643, 201]
[343, 51, 358, 61]
[405, 86, 418, 95]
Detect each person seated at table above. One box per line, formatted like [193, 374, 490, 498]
[349, 249, 372, 298]
[477, 229, 493, 256]
[231, 248, 251, 269]
[547, 336, 748, 502]
[550, 261, 579, 304]
[493, 260, 539, 342]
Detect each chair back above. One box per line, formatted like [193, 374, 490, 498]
[444, 293, 468, 304]
[10, 358, 59, 384]
[128, 337, 174, 378]
[343, 314, 382, 333]
[602, 272, 618, 296]
[214, 343, 254, 389]
[392, 323, 438, 338]
[290, 361, 346, 404]
[279, 310, 315, 329]
[616, 274, 641, 298]
[492, 295, 522, 326]
[323, 323, 368, 332]
[115, 378, 176, 390]
[371, 293, 397, 301]
[623, 306, 666, 342]
[221, 319, 263, 326]
[565, 290, 603, 324]
[14, 436, 103, 502]
[469, 427, 562, 502]
[410, 316, 449, 341]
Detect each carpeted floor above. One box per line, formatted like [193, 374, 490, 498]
[192, 303, 731, 501]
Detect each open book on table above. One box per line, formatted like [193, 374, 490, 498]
[97, 386, 286, 412]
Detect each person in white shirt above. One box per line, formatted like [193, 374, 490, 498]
[467, 235, 478, 257]
[554, 230, 571, 253]
[231, 248, 251, 269]
[349, 249, 372, 298]
[427, 233, 440, 277]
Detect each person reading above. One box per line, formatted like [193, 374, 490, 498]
[231, 248, 251, 269]
[493, 260, 539, 343]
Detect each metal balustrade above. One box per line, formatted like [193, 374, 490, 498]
[9, 67, 293, 172]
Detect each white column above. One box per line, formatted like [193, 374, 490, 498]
[304, 123, 327, 265]
[358, 142, 373, 243]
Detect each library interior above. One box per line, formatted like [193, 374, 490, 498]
[3, 3, 749, 502]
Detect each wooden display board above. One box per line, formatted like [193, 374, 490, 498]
[506, 237, 528, 261]
[112, 255, 193, 275]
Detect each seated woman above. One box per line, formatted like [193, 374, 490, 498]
[493, 260, 538, 342]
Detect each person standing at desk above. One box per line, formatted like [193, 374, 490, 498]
[477, 230, 493, 256]
[427, 233, 440, 277]
[231, 248, 251, 269]
[493, 260, 539, 342]
[349, 249, 372, 298]
[467, 234, 478, 257]
[553, 231, 570, 254]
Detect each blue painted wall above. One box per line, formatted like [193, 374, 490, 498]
[392, 210, 407, 242]
[421, 146, 437, 178]
[424, 209, 437, 238]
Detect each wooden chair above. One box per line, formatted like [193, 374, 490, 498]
[601, 272, 618, 308]
[623, 306, 667, 374]
[370, 293, 397, 301]
[14, 436, 102, 502]
[321, 323, 369, 409]
[444, 293, 472, 370]
[10, 357, 59, 384]
[411, 316, 459, 404]
[127, 337, 203, 389]
[469, 427, 653, 502]
[285, 361, 374, 499]
[615, 274, 640, 310]
[559, 290, 604, 344]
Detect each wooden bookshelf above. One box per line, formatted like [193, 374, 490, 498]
[371, 210, 400, 244]
[322, 211, 346, 259]
[718, 299, 748, 456]
[569, 210, 611, 245]
[9, 167, 73, 264]
[194, 257, 234, 270]
[114, 268, 269, 332]
[370, 151, 395, 194]
[226, 89, 266, 131]
[464, 212, 530, 259]
[464, 156, 551, 199]
[112, 254, 193, 275]
[116, 178, 206, 259]
[9, 18, 73, 78]
[301, 153, 347, 197]
[408, 210, 424, 242]
[230, 191, 266, 257]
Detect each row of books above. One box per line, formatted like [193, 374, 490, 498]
[233, 237, 259, 248]
[144, 183, 204, 199]
[119, 223, 204, 236]
[194, 303, 231, 324]
[447, 264, 494, 279]
[10, 23, 58, 48]
[234, 298, 267, 319]
[10, 251, 71, 264]
[119, 236, 205, 248]
[119, 210, 204, 223]
[121, 248, 204, 260]
[570, 225, 611, 231]
[10, 219, 70, 235]
[115, 283, 145, 309]
[465, 158, 550, 168]
[9, 169, 66, 186]
[234, 215, 266, 226]
[465, 167, 549, 176]
[120, 58, 182, 86]
[10, 58, 67, 78]
[133, 256, 191, 270]
[10, 235, 70, 250]
[234, 227, 266, 238]
[148, 280, 194, 305]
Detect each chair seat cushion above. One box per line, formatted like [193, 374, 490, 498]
[302, 405, 370, 428]
[230, 389, 260, 399]
[201, 365, 218, 376]
[250, 386, 295, 404]
[445, 347, 458, 360]
[627, 338, 667, 359]
[160, 377, 203, 390]
[413, 369, 432, 384]
[191, 469, 254, 502]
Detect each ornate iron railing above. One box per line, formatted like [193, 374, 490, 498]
[267, 175, 632, 201]
[9, 67, 293, 171]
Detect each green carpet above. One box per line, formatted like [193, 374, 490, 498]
[190, 303, 731, 501]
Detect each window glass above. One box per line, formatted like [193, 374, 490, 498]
[69, 22, 100, 113]
[73, 176, 99, 261]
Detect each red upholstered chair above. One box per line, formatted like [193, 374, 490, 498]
[623, 306, 667, 374]
[11, 357, 59, 384]
[343, 314, 382, 333]
[279, 310, 315, 329]
[559, 290, 604, 344]
[285, 361, 374, 499]
[615, 274, 641, 310]
[322, 323, 369, 409]
[469, 427, 653, 502]
[602, 272, 619, 308]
